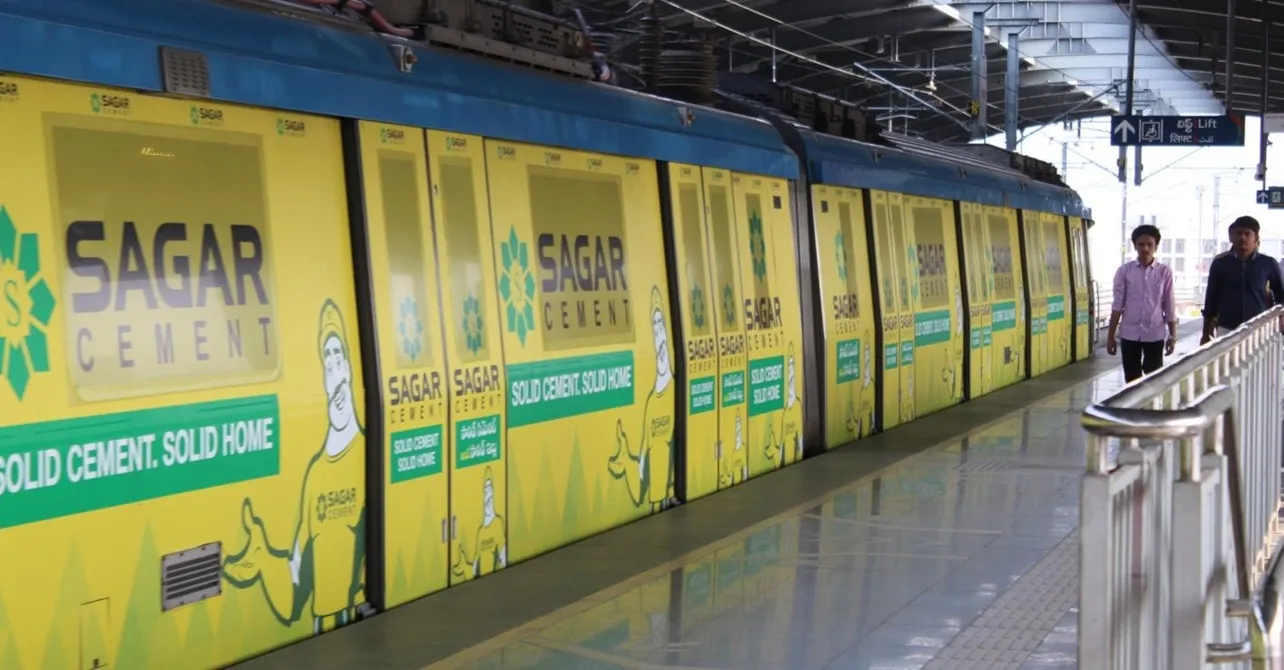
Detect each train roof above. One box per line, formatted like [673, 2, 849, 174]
[0, 0, 797, 179]
[0, 0, 1088, 217]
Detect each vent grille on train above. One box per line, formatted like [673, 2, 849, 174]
[160, 47, 211, 98]
[161, 542, 222, 612]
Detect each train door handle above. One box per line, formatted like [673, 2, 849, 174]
[451, 515, 458, 540]
[441, 518, 448, 543]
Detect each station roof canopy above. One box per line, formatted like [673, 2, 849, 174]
[572, 0, 1230, 144]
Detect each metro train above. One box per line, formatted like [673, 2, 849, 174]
[0, 0, 1093, 667]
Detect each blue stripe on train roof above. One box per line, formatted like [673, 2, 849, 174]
[0, 0, 798, 179]
[798, 129, 1088, 217]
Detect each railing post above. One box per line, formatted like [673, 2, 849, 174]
[1081, 434, 1117, 669]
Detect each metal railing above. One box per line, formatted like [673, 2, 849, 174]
[1079, 306, 1284, 669]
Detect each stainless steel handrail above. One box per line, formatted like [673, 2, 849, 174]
[1080, 304, 1284, 667]
[1083, 385, 1251, 605]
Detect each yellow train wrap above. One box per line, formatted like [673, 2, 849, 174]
[812, 185, 877, 447]
[1068, 217, 1092, 360]
[730, 174, 805, 478]
[0, 77, 367, 667]
[482, 140, 676, 563]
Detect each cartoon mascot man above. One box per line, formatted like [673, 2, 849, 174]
[609, 286, 676, 512]
[765, 342, 803, 468]
[223, 299, 366, 635]
[719, 412, 749, 488]
[452, 466, 508, 580]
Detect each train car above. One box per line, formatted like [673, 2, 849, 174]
[0, 0, 1091, 668]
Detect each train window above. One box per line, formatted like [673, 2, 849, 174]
[438, 156, 491, 362]
[707, 184, 741, 333]
[676, 182, 712, 338]
[527, 167, 634, 349]
[837, 201, 861, 314]
[380, 152, 435, 369]
[912, 207, 948, 309]
[987, 214, 1016, 300]
[742, 192, 773, 303]
[873, 201, 897, 311]
[1043, 220, 1065, 291]
[889, 201, 910, 311]
[53, 122, 281, 400]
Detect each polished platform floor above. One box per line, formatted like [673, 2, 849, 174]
[237, 325, 1203, 670]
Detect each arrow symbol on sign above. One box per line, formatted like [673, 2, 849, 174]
[1114, 118, 1136, 142]
[1259, 190, 1270, 205]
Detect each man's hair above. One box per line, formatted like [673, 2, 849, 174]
[1230, 215, 1261, 234]
[1131, 224, 1161, 243]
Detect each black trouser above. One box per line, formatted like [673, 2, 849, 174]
[1120, 338, 1164, 382]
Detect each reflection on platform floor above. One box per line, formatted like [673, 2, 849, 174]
[452, 337, 1198, 670]
[236, 330, 1204, 670]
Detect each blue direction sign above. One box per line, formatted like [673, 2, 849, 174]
[1110, 114, 1245, 147]
[1257, 187, 1284, 208]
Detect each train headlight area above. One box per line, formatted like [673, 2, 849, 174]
[0, 1, 1104, 668]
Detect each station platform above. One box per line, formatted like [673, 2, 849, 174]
[236, 323, 1204, 670]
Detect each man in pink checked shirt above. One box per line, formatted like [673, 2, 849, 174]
[1106, 224, 1178, 383]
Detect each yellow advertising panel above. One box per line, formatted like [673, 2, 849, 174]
[482, 140, 674, 562]
[699, 168, 750, 491]
[811, 185, 876, 447]
[1022, 211, 1050, 377]
[356, 122, 449, 608]
[960, 202, 995, 399]
[729, 173, 804, 477]
[869, 190, 910, 429]
[985, 206, 1026, 389]
[0, 76, 366, 668]
[904, 196, 964, 417]
[666, 164, 720, 501]
[421, 131, 511, 587]
[1069, 217, 1092, 360]
[1041, 213, 1072, 370]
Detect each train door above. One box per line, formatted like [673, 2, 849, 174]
[666, 164, 722, 501]
[960, 202, 994, 399]
[1021, 212, 1049, 377]
[986, 206, 1026, 389]
[887, 194, 918, 423]
[355, 122, 451, 607]
[1042, 214, 1072, 370]
[421, 131, 511, 587]
[812, 185, 876, 447]
[730, 172, 805, 477]
[1068, 217, 1092, 360]
[905, 196, 964, 417]
[701, 168, 750, 490]
[869, 190, 908, 430]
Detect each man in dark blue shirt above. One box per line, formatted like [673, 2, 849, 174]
[1201, 215, 1284, 344]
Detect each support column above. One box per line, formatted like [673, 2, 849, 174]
[1225, 0, 1236, 111]
[971, 11, 988, 142]
[1118, 0, 1139, 183]
[1259, 18, 1270, 186]
[1005, 30, 1020, 150]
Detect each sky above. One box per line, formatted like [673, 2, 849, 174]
[983, 114, 1284, 281]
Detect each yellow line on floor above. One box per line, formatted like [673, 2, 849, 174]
[422, 366, 1114, 670]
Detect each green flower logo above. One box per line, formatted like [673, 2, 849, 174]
[0, 207, 55, 400]
[397, 296, 423, 361]
[835, 232, 848, 283]
[89, 93, 101, 113]
[690, 284, 706, 329]
[190, 105, 199, 125]
[722, 284, 737, 326]
[748, 210, 767, 282]
[276, 119, 285, 135]
[462, 293, 484, 355]
[499, 227, 537, 345]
